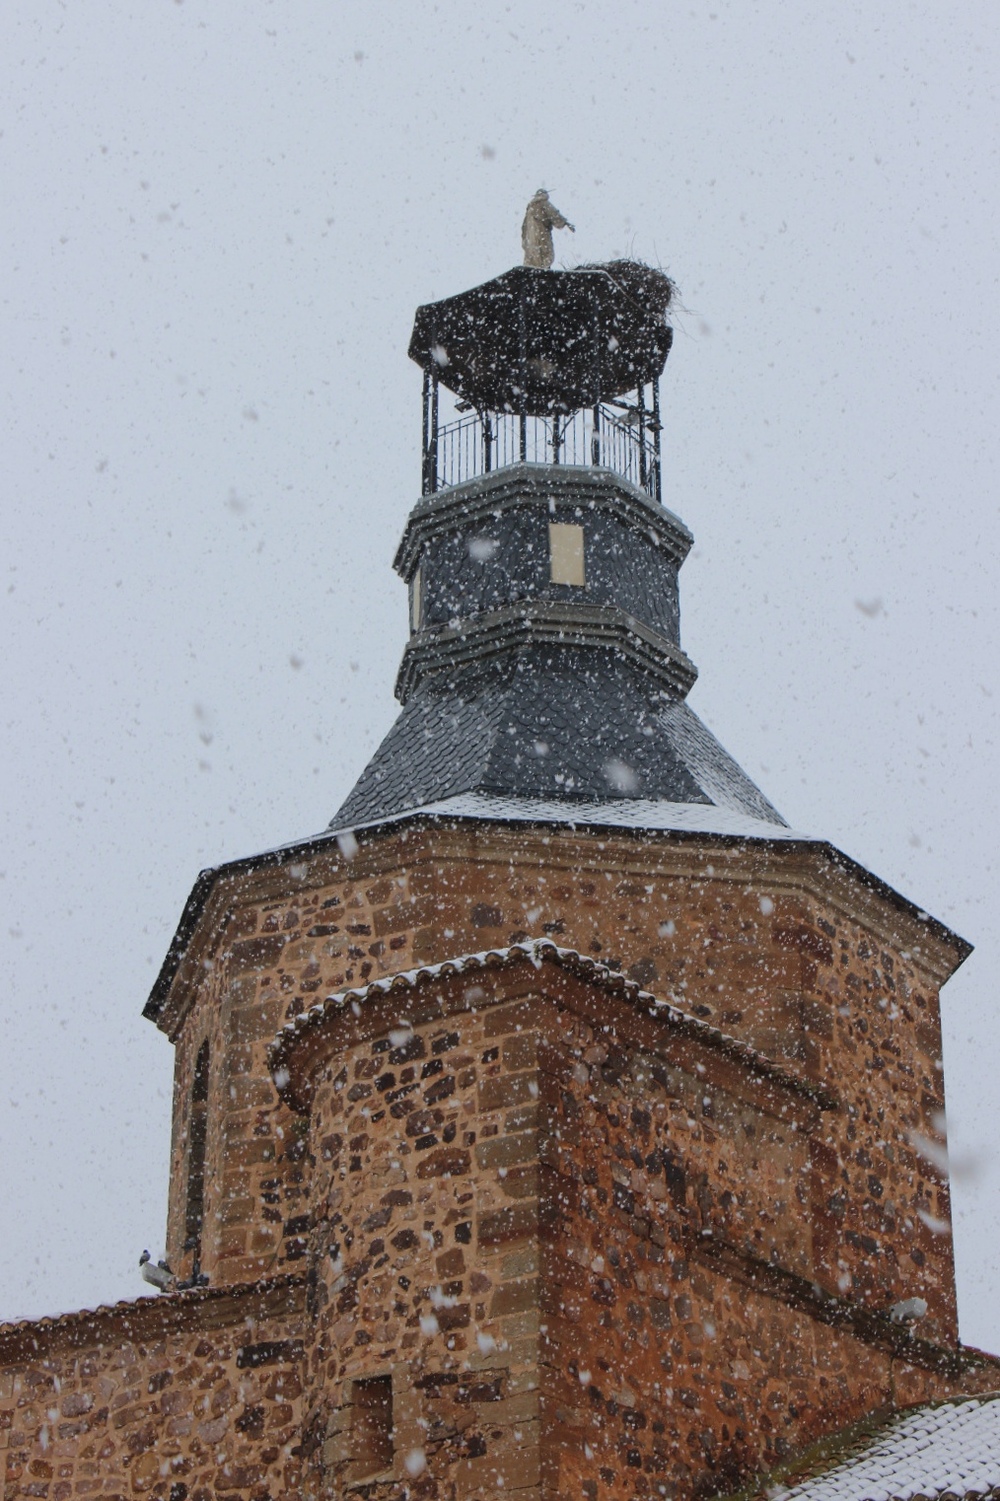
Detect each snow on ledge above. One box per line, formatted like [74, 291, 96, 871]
[267, 937, 835, 1112]
[329, 793, 816, 845]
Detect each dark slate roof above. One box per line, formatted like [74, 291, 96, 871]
[333, 645, 784, 830]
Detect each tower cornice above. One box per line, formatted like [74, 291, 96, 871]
[393, 462, 693, 583]
[393, 599, 699, 703]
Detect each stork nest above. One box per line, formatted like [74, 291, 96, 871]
[576, 259, 676, 317]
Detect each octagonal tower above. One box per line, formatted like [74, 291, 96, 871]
[139, 258, 987, 1501]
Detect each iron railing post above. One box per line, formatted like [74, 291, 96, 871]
[483, 411, 493, 473]
[637, 382, 647, 493]
[421, 370, 431, 495]
[652, 376, 662, 504]
[518, 281, 528, 464]
[429, 372, 439, 494]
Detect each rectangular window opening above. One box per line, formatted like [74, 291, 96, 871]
[184, 1041, 210, 1269]
[411, 566, 423, 630]
[549, 521, 585, 587]
[351, 1374, 394, 1478]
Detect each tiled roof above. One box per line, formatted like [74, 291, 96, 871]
[778, 1397, 1000, 1501]
[0, 1276, 306, 1365]
[267, 938, 835, 1111]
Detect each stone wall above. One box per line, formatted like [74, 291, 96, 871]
[270, 949, 988, 1501]
[3, 819, 990, 1501]
[0, 1280, 306, 1501]
[297, 966, 547, 1500]
[156, 823, 960, 1345]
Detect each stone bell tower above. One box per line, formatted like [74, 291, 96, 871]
[140, 257, 987, 1501]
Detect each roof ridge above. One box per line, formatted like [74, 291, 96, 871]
[267, 937, 836, 1110]
[0, 1275, 307, 1362]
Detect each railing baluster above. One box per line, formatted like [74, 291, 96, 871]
[430, 393, 662, 499]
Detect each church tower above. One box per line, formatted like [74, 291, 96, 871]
[134, 257, 991, 1501]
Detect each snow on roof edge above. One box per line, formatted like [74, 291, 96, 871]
[773, 1395, 1000, 1501]
[267, 936, 836, 1113]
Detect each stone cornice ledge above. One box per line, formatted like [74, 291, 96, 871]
[268, 938, 838, 1118]
[0, 1275, 307, 1367]
[394, 600, 699, 703]
[689, 1234, 995, 1376]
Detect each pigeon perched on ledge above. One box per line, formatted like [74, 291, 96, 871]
[890, 1296, 929, 1325]
[139, 1250, 175, 1292]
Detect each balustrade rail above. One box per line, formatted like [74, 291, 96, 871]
[426, 402, 662, 503]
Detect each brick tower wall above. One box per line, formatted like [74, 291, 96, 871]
[3, 820, 986, 1501]
[273, 950, 982, 1501]
[157, 823, 959, 1345]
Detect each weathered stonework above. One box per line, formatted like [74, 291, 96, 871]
[0, 1279, 306, 1501]
[156, 824, 963, 1325]
[3, 818, 993, 1501]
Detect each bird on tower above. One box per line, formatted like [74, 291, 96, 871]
[521, 188, 575, 268]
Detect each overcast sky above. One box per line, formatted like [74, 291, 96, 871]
[2, 1, 999, 1349]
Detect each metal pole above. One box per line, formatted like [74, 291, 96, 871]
[421, 370, 431, 495]
[592, 282, 603, 469]
[483, 411, 493, 474]
[652, 376, 662, 505]
[430, 373, 439, 495]
[637, 381, 647, 493]
[518, 279, 528, 464]
[552, 415, 561, 465]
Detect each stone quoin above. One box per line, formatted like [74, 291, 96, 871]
[3, 249, 996, 1501]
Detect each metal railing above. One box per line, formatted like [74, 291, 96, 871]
[424, 396, 662, 503]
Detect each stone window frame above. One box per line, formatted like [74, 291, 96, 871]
[325, 1362, 424, 1492]
[346, 1373, 394, 1483]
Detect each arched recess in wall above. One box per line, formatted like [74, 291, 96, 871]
[184, 1040, 210, 1274]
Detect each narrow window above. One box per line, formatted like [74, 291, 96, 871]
[411, 565, 422, 630]
[549, 522, 585, 586]
[184, 1041, 209, 1273]
[351, 1375, 394, 1477]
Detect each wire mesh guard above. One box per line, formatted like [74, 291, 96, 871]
[425, 400, 662, 503]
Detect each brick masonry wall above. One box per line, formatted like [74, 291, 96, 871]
[158, 824, 960, 1344]
[298, 979, 547, 1500]
[0, 1281, 306, 1501]
[272, 955, 993, 1501]
[530, 970, 967, 1501]
[4, 821, 990, 1501]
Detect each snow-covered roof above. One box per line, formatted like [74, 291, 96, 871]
[778, 1398, 1000, 1501]
[267, 937, 834, 1112]
[331, 791, 810, 844]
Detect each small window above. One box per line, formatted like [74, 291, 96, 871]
[411, 566, 422, 630]
[184, 1041, 209, 1270]
[549, 522, 585, 586]
[351, 1375, 394, 1478]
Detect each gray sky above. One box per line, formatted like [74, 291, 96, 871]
[2, 1, 999, 1349]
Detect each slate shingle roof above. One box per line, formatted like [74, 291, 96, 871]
[333, 648, 785, 831]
